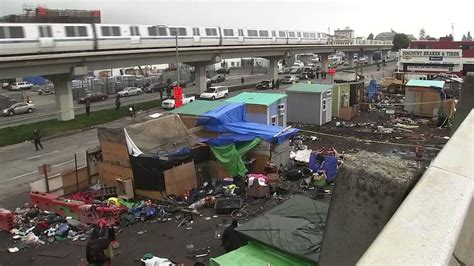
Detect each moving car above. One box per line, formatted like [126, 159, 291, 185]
[216, 68, 230, 74]
[256, 80, 273, 90]
[161, 94, 195, 109]
[38, 88, 54, 95]
[117, 87, 142, 97]
[281, 75, 299, 84]
[144, 82, 168, 93]
[200, 86, 228, 100]
[2, 102, 35, 116]
[77, 92, 109, 104]
[210, 75, 225, 83]
[10, 82, 33, 91]
[298, 72, 315, 80]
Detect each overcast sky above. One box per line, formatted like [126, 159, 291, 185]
[0, 0, 472, 40]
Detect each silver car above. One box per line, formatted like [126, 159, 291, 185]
[2, 102, 35, 116]
[117, 87, 142, 97]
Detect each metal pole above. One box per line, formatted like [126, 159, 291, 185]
[75, 153, 79, 192]
[43, 164, 50, 193]
[175, 29, 180, 84]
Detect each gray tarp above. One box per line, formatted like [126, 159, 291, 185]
[236, 195, 329, 263]
[98, 114, 197, 156]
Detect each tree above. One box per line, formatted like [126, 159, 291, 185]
[462, 34, 467, 41]
[392, 33, 410, 51]
[367, 33, 374, 40]
[425, 35, 437, 41]
[468, 31, 472, 41]
[419, 28, 426, 40]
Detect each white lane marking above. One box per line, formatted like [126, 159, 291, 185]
[26, 150, 59, 160]
[0, 158, 84, 185]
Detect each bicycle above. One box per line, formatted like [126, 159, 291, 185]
[231, 203, 264, 220]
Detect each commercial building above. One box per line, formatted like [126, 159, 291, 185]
[399, 48, 463, 75]
[334, 27, 355, 40]
[409, 37, 474, 75]
[0, 6, 101, 23]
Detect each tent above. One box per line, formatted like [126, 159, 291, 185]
[236, 195, 329, 263]
[210, 241, 313, 266]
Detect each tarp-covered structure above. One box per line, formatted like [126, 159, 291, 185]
[196, 102, 299, 176]
[98, 114, 205, 193]
[236, 195, 329, 263]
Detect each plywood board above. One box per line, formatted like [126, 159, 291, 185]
[209, 160, 230, 179]
[135, 189, 165, 200]
[180, 115, 199, 129]
[100, 141, 130, 167]
[164, 161, 197, 196]
[246, 104, 267, 113]
[247, 153, 270, 173]
[98, 161, 134, 187]
[61, 167, 88, 189]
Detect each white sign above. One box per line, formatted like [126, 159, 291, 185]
[401, 49, 462, 58]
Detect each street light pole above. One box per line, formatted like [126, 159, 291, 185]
[158, 25, 180, 85]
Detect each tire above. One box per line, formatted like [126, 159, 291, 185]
[211, 96, 215, 101]
[124, 93, 128, 97]
[102, 97, 106, 101]
[224, 93, 228, 98]
[27, 108, 33, 113]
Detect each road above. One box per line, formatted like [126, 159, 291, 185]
[0, 62, 395, 205]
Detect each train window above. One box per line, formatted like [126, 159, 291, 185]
[278, 31, 286, 37]
[0, 27, 4, 38]
[238, 29, 243, 36]
[297, 32, 301, 38]
[101, 26, 120, 36]
[317, 33, 321, 38]
[288, 32, 295, 38]
[192, 27, 200, 36]
[158, 27, 167, 36]
[148, 27, 158, 36]
[101, 26, 110, 36]
[38, 26, 52, 38]
[111, 27, 120, 36]
[310, 33, 316, 38]
[205, 28, 218, 36]
[130, 26, 140, 36]
[65, 26, 87, 37]
[223, 29, 234, 36]
[247, 30, 258, 37]
[8, 26, 24, 38]
[170, 27, 187, 36]
[303, 32, 309, 38]
[259, 30, 269, 37]
[272, 31, 276, 37]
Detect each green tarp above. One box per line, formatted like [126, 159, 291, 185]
[210, 241, 313, 266]
[210, 138, 261, 177]
[236, 195, 329, 263]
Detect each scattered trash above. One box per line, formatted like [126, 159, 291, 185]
[8, 247, 19, 253]
[137, 231, 145, 235]
[443, 136, 450, 140]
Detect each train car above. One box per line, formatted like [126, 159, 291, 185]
[239, 28, 274, 45]
[220, 28, 243, 46]
[287, 30, 302, 44]
[318, 32, 329, 44]
[0, 23, 94, 55]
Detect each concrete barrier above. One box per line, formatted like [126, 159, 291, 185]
[358, 110, 474, 265]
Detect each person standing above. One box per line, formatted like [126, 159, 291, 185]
[86, 229, 111, 266]
[276, 79, 280, 90]
[241, 77, 244, 85]
[115, 95, 121, 111]
[159, 87, 163, 100]
[85, 100, 91, 117]
[128, 104, 134, 117]
[316, 70, 320, 79]
[271, 79, 275, 90]
[32, 129, 43, 151]
[221, 220, 243, 252]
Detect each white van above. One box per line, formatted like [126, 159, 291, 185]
[200, 86, 229, 100]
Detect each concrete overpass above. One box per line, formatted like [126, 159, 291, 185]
[0, 40, 392, 121]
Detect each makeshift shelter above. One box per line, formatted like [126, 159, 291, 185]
[236, 195, 329, 263]
[404, 79, 454, 117]
[210, 241, 313, 266]
[197, 102, 298, 176]
[170, 100, 227, 129]
[97, 114, 205, 199]
[226, 92, 287, 127]
[286, 83, 333, 125]
[331, 83, 350, 117]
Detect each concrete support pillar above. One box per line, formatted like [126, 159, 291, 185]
[268, 58, 278, 81]
[347, 52, 355, 68]
[368, 52, 374, 65]
[50, 74, 75, 121]
[194, 64, 208, 94]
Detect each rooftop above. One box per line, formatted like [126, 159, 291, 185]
[226, 92, 286, 106]
[286, 83, 334, 93]
[406, 80, 445, 88]
[170, 100, 226, 116]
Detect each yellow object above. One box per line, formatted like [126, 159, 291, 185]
[107, 197, 121, 207]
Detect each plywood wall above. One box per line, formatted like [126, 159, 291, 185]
[164, 161, 197, 196]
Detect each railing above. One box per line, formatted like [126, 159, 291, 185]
[329, 39, 392, 46]
[358, 110, 474, 265]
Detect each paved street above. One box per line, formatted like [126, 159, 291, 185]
[0, 62, 394, 205]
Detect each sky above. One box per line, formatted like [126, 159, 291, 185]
[0, 0, 472, 40]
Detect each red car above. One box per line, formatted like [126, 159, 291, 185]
[77, 92, 108, 104]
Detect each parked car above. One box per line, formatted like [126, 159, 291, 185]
[117, 87, 142, 97]
[77, 92, 109, 104]
[441, 73, 464, 83]
[256, 80, 273, 90]
[171, 81, 188, 88]
[2, 102, 35, 116]
[10, 82, 33, 91]
[200, 86, 228, 100]
[281, 75, 300, 84]
[299, 72, 315, 80]
[145, 82, 168, 93]
[2, 82, 9, 89]
[215, 68, 230, 74]
[210, 75, 225, 83]
[289, 67, 301, 74]
[283, 68, 291, 74]
[357, 56, 369, 65]
[38, 88, 54, 95]
[161, 94, 195, 109]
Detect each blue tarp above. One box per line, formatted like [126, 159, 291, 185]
[309, 154, 338, 182]
[197, 102, 299, 145]
[368, 79, 377, 101]
[24, 76, 48, 85]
